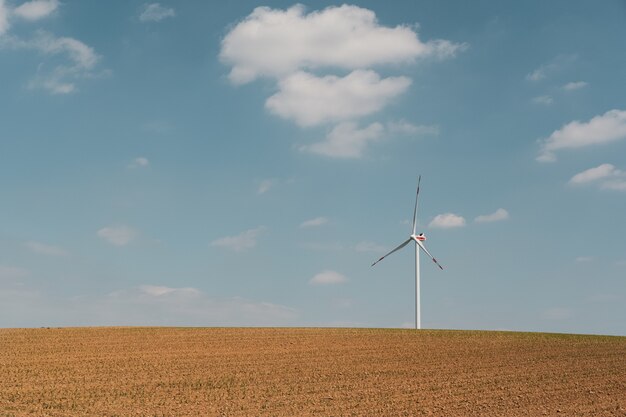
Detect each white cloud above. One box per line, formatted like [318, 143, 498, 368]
[97, 225, 137, 246]
[563, 81, 588, 91]
[266, 70, 411, 127]
[137, 285, 200, 297]
[13, 0, 58, 21]
[526, 55, 576, 82]
[139, 3, 175, 22]
[0, 265, 30, 280]
[575, 256, 593, 263]
[300, 217, 329, 228]
[300, 242, 345, 252]
[211, 226, 266, 252]
[301, 121, 385, 158]
[220, 4, 464, 84]
[537, 109, 626, 162]
[24, 241, 68, 256]
[0, 285, 298, 327]
[532, 95, 553, 105]
[309, 270, 347, 285]
[428, 213, 466, 229]
[2, 31, 103, 94]
[0, 0, 9, 35]
[569, 163, 620, 185]
[257, 179, 274, 195]
[601, 179, 626, 191]
[355, 241, 387, 253]
[474, 208, 509, 223]
[387, 120, 439, 136]
[129, 157, 149, 168]
[569, 163, 626, 191]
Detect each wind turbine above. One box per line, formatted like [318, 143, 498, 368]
[371, 176, 443, 330]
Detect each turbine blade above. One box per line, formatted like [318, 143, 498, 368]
[371, 238, 412, 267]
[415, 239, 444, 270]
[412, 175, 421, 235]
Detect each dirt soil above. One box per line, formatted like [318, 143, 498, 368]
[0, 327, 625, 416]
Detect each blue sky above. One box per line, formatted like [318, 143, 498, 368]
[1, 1, 625, 335]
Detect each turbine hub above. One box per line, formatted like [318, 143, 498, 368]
[412, 233, 426, 241]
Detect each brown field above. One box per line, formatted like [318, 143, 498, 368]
[0, 327, 625, 416]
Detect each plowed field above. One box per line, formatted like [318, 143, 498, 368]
[1, 327, 625, 416]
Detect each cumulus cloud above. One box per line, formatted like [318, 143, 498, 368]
[309, 270, 348, 285]
[220, 4, 464, 84]
[300, 217, 329, 228]
[301, 121, 385, 158]
[569, 163, 620, 184]
[97, 225, 137, 246]
[129, 157, 149, 168]
[428, 213, 466, 229]
[474, 208, 509, 223]
[220, 4, 464, 158]
[211, 226, 266, 252]
[563, 81, 587, 91]
[569, 163, 626, 191]
[537, 109, 626, 162]
[139, 3, 175, 22]
[266, 70, 411, 127]
[13, 0, 58, 20]
[24, 241, 69, 256]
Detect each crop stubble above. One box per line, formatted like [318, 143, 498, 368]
[0, 327, 625, 416]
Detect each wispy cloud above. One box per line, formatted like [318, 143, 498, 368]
[428, 213, 466, 229]
[211, 226, 266, 252]
[300, 217, 329, 228]
[24, 241, 69, 256]
[2, 30, 103, 94]
[0, 285, 298, 327]
[537, 109, 626, 162]
[0, 0, 9, 35]
[97, 225, 137, 246]
[257, 179, 274, 195]
[355, 241, 387, 253]
[563, 81, 588, 91]
[542, 307, 573, 320]
[474, 208, 509, 223]
[128, 157, 149, 169]
[532, 95, 553, 105]
[0, 265, 30, 280]
[526, 54, 577, 82]
[139, 3, 175, 22]
[309, 270, 348, 285]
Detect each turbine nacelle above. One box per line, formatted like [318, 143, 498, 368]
[411, 233, 426, 242]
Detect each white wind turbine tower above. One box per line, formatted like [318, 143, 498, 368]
[371, 176, 443, 330]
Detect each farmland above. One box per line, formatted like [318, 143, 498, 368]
[1, 327, 625, 416]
